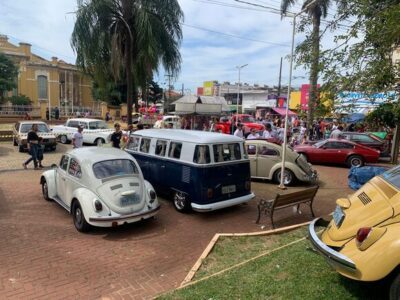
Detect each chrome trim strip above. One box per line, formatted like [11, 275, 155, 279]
[308, 218, 356, 269]
[89, 205, 160, 222]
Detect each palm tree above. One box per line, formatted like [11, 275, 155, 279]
[71, 0, 183, 124]
[281, 0, 331, 130]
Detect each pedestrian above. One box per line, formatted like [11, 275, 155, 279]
[247, 128, 260, 140]
[110, 123, 123, 148]
[233, 123, 244, 138]
[72, 125, 84, 148]
[22, 124, 43, 170]
[262, 123, 274, 139]
[54, 107, 60, 120]
[330, 125, 343, 139]
[166, 122, 174, 129]
[105, 111, 111, 122]
[46, 108, 49, 121]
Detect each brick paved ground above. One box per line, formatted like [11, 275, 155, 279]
[0, 141, 360, 299]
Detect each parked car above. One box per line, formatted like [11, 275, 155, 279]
[341, 132, 390, 157]
[51, 118, 113, 145]
[40, 147, 160, 232]
[153, 115, 181, 129]
[309, 164, 400, 299]
[125, 129, 255, 213]
[13, 121, 57, 152]
[294, 139, 380, 168]
[213, 114, 265, 134]
[245, 139, 317, 185]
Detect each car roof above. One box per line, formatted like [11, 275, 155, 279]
[133, 129, 244, 144]
[17, 121, 48, 125]
[67, 147, 133, 163]
[323, 138, 357, 145]
[67, 118, 104, 122]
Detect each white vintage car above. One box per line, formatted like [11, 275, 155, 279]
[40, 147, 160, 232]
[13, 120, 57, 152]
[51, 118, 114, 145]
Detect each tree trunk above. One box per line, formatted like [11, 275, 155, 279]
[307, 14, 321, 133]
[391, 125, 400, 164]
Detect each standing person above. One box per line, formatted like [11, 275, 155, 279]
[105, 111, 111, 122]
[54, 107, 60, 120]
[110, 123, 123, 148]
[262, 123, 274, 139]
[330, 125, 343, 139]
[46, 108, 49, 121]
[22, 124, 43, 170]
[233, 123, 244, 138]
[72, 125, 84, 148]
[247, 128, 260, 140]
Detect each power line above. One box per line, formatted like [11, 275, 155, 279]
[182, 23, 291, 47]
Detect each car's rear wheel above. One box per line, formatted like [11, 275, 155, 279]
[390, 272, 400, 300]
[274, 169, 295, 185]
[72, 201, 91, 232]
[173, 191, 191, 213]
[41, 179, 51, 201]
[18, 144, 24, 152]
[95, 138, 105, 146]
[60, 135, 68, 144]
[347, 155, 364, 168]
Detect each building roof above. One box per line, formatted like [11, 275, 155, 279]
[172, 95, 231, 112]
[133, 129, 244, 144]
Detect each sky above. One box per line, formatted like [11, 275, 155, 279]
[0, 0, 345, 93]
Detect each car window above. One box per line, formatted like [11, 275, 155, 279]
[59, 155, 69, 171]
[213, 143, 241, 162]
[246, 144, 257, 155]
[89, 121, 108, 129]
[322, 142, 337, 149]
[168, 142, 182, 159]
[258, 145, 279, 156]
[20, 123, 50, 133]
[354, 135, 375, 142]
[68, 158, 82, 178]
[93, 159, 138, 179]
[78, 122, 89, 129]
[155, 140, 167, 156]
[337, 142, 354, 149]
[193, 145, 211, 164]
[127, 136, 140, 151]
[382, 166, 400, 189]
[68, 121, 79, 128]
[140, 138, 151, 153]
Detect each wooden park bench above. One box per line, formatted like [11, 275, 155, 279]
[256, 185, 319, 228]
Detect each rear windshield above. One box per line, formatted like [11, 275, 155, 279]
[382, 166, 400, 189]
[20, 123, 50, 133]
[93, 159, 138, 179]
[213, 143, 241, 162]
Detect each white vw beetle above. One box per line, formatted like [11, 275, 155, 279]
[40, 147, 160, 232]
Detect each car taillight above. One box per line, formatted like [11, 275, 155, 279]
[356, 227, 372, 245]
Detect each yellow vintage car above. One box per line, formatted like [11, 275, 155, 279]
[309, 165, 400, 299]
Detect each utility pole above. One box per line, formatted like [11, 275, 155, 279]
[164, 74, 173, 112]
[182, 83, 184, 95]
[277, 57, 283, 107]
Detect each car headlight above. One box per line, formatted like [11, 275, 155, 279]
[148, 189, 156, 203]
[93, 199, 103, 211]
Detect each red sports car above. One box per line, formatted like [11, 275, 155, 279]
[294, 139, 380, 168]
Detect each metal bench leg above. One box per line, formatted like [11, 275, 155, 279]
[270, 211, 275, 229]
[310, 203, 315, 218]
[256, 204, 262, 224]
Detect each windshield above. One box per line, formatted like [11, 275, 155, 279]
[313, 141, 325, 148]
[382, 165, 400, 189]
[89, 121, 109, 130]
[20, 123, 50, 133]
[93, 159, 138, 179]
[241, 116, 255, 123]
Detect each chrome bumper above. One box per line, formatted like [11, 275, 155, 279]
[89, 205, 160, 222]
[191, 193, 255, 212]
[308, 218, 356, 270]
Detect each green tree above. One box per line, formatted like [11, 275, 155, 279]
[71, 0, 183, 124]
[281, 0, 332, 130]
[8, 95, 32, 105]
[0, 53, 18, 103]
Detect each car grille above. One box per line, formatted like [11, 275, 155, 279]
[358, 192, 372, 205]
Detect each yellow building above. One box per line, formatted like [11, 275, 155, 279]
[0, 34, 94, 109]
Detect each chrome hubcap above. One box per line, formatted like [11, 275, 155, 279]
[174, 192, 186, 210]
[43, 183, 48, 197]
[75, 207, 82, 224]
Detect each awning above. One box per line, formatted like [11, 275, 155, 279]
[271, 107, 297, 116]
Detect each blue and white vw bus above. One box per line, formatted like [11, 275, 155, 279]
[125, 129, 255, 213]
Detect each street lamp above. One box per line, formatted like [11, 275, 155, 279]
[236, 64, 248, 125]
[279, 0, 319, 189]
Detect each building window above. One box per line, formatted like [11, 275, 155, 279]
[37, 75, 48, 99]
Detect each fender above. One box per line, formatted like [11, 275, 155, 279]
[269, 162, 300, 179]
[71, 187, 111, 220]
[144, 180, 159, 207]
[40, 169, 57, 199]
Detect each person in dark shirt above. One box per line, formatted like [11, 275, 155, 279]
[23, 124, 43, 170]
[110, 123, 123, 148]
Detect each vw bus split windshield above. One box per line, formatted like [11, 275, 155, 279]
[93, 159, 138, 179]
[382, 165, 400, 189]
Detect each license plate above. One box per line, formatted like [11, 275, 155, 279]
[333, 205, 345, 228]
[120, 195, 140, 206]
[222, 185, 236, 194]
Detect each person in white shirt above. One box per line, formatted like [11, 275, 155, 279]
[330, 125, 343, 139]
[234, 123, 244, 138]
[262, 123, 274, 139]
[72, 126, 84, 148]
[247, 128, 260, 140]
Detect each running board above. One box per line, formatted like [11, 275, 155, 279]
[52, 196, 71, 213]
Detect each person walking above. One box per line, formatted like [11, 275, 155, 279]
[110, 123, 123, 148]
[23, 124, 43, 170]
[246, 128, 260, 140]
[72, 125, 84, 148]
[330, 125, 343, 139]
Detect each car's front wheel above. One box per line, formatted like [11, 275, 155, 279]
[274, 168, 295, 185]
[59, 135, 68, 144]
[95, 138, 105, 146]
[72, 200, 91, 233]
[347, 155, 364, 168]
[173, 191, 191, 213]
[390, 272, 400, 300]
[41, 179, 51, 201]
